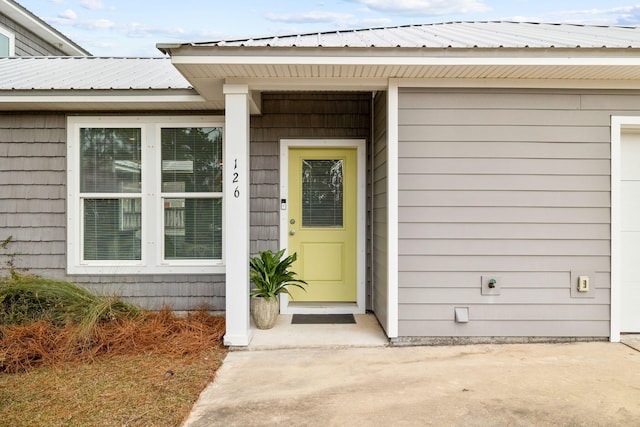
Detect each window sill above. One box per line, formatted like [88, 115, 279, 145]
[67, 264, 226, 276]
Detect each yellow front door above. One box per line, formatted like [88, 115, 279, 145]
[287, 147, 357, 302]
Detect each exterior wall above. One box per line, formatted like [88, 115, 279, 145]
[1, 113, 66, 276]
[249, 92, 372, 303]
[372, 91, 389, 328]
[0, 14, 67, 56]
[0, 112, 224, 311]
[1, 95, 372, 313]
[396, 88, 632, 338]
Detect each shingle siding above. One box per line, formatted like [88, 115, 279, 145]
[1, 97, 372, 312]
[0, 14, 67, 56]
[0, 112, 224, 311]
[396, 88, 626, 338]
[249, 92, 372, 303]
[0, 112, 66, 279]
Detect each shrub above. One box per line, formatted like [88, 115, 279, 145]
[0, 274, 140, 339]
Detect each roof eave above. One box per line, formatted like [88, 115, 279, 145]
[0, 0, 91, 56]
[0, 88, 216, 110]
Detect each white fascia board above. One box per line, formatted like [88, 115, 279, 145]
[397, 78, 640, 90]
[227, 76, 640, 91]
[0, 94, 207, 103]
[172, 55, 640, 67]
[225, 77, 389, 91]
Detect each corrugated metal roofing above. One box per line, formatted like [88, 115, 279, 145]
[0, 57, 192, 90]
[181, 21, 640, 49]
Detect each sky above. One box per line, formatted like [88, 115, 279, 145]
[18, 0, 640, 56]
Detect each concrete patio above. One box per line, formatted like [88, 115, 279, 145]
[246, 313, 389, 350]
[184, 336, 640, 426]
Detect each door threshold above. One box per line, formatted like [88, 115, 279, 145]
[284, 302, 363, 315]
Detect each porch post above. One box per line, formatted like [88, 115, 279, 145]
[387, 79, 399, 338]
[223, 84, 251, 346]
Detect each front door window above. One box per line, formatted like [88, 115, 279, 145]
[302, 159, 343, 228]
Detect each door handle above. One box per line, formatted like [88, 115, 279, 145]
[289, 229, 296, 235]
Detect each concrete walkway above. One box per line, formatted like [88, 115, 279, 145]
[183, 342, 640, 426]
[248, 314, 388, 350]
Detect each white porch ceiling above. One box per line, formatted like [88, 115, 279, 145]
[175, 61, 640, 82]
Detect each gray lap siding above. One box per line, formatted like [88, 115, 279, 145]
[396, 88, 625, 337]
[372, 91, 389, 331]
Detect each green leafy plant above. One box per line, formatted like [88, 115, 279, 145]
[0, 236, 24, 279]
[249, 249, 307, 301]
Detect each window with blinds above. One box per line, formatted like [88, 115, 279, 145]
[161, 127, 223, 260]
[302, 159, 344, 227]
[80, 128, 142, 260]
[67, 117, 224, 274]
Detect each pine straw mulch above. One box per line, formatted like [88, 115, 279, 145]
[0, 308, 226, 373]
[0, 309, 228, 427]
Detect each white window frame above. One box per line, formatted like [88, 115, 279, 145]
[67, 115, 225, 275]
[0, 24, 15, 56]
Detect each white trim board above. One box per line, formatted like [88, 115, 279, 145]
[386, 80, 399, 338]
[610, 116, 640, 342]
[0, 24, 15, 56]
[172, 55, 640, 67]
[279, 139, 367, 315]
[66, 115, 225, 276]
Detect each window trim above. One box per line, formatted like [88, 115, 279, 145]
[0, 24, 15, 56]
[67, 116, 225, 275]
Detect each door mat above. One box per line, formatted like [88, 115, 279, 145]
[291, 314, 356, 324]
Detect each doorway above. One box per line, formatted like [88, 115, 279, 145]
[279, 139, 366, 314]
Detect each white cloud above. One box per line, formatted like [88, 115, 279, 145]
[349, 0, 490, 16]
[266, 11, 355, 24]
[264, 10, 393, 31]
[552, 5, 640, 25]
[123, 22, 188, 39]
[58, 9, 77, 20]
[80, 0, 105, 10]
[48, 14, 115, 30]
[84, 19, 116, 30]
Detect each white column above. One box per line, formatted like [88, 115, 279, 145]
[223, 84, 251, 346]
[387, 79, 399, 338]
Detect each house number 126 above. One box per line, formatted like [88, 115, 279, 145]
[233, 158, 240, 198]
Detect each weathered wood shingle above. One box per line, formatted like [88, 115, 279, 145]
[0, 112, 224, 311]
[249, 93, 372, 300]
[0, 14, 67, 56]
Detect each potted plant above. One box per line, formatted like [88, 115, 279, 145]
[249, 249, 307, 329]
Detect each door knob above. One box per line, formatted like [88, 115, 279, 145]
[289, 229, 296, 235]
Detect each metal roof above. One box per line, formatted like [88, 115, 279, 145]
[170, 21, 640, 50]
[0, 56, 192, 90]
